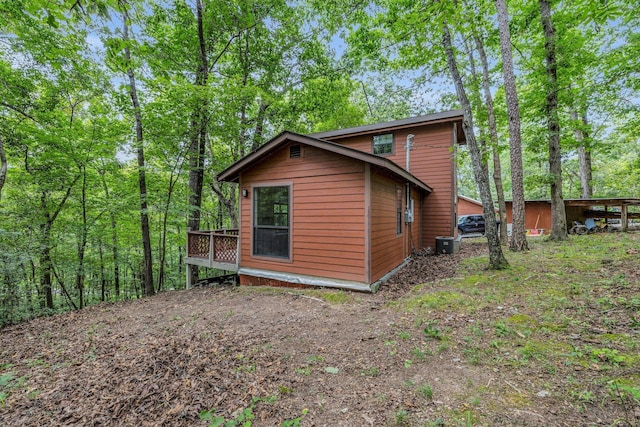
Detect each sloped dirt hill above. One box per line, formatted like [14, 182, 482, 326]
[1, 287, 487, 426]
[1, 239, 636, 426]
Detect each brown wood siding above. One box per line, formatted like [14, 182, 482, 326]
[370, 171, 405, 282]
[409, 186, 422, 250]
[239, 144, 367, 283]
[458, 197, 484, 215]
[325, 123, 457, 250]
[525, 203, 552, 232]
[505, 201, 552, 233]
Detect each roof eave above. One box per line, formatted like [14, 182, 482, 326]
[217, 131, 293, 183]
[309, 110, 464, 140]
[217, 131, 432, 193]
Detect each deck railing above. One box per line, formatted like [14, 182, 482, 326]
[187, 229, 239, 265]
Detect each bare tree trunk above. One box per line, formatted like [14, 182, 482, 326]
[158, 162, 182, 292]
[52, 265, 78, 310]
[210, 181, 238, 228]
[99, 168, 120, 298]
[122, 3, 155, 296]
[37, 173, 79, 310]
[98, 238, 106, 301]
[28, 260, 36, 314]
[187, 0, 210, 286]
[252, 102, 269, 151]
[39, 218, 54, 310]
[495, 0, 528, 251]
[472, 32, 509, 245]
[442, 23, 508, 270]
[539, 0, 567, 241]
[177, 224, 184, 275]
[577, 145, 592, 199]
[158, 216, 167, 292]
[75, 164, 87, 308]
[0, 135, 7, 203]
[238, 34, 250, 158]
[571, 108, 593, 199]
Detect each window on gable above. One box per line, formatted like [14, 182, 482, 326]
[253, 186, 290, 259]
[373, 133, 394, 155]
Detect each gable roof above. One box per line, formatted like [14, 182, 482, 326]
[309, 110, 465, 142]
[458, 195, 482, 205]
[458, 194, 499, 212]
[217, 131, 433, 193]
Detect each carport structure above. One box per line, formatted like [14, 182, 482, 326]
[564, 198, 640, 232]
[504, 197, 640, 234]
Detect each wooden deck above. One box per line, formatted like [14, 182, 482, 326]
[185, 229, 239, 272]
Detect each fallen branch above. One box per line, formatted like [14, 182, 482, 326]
[504, 380, 522, 395]
[287, 292, 327, 304]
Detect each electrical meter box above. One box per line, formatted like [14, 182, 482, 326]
[405, 199, 415, 223]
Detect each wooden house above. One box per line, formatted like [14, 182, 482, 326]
[458, 195, 484, 216]
[185, 111, 465, 291]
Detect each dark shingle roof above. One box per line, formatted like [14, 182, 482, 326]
[309, 110, 463, 140]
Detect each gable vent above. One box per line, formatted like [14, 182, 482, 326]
[289, 145, 301, 159]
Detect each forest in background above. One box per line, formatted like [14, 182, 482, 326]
[0, 0, 638, 325]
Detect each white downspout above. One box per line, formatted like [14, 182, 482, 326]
[405, 134, 414, 172]
[405, 134, 414, 257]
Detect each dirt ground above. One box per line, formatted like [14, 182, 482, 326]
[0, 240, 637, 426]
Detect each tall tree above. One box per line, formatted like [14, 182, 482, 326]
[571, 108, 593, 198]
[186, 0, 211, 286]
[441, 19, 507, 270]
[0, 1, 103, 310]
[34, 172, 81, 309]
[469, 22, 509, 244]
[539, 0, 567, 240]
[99, 164, 121, 298]
[74, 161, 89, 309]
[119, 1, 155, 296]
[156, 148, 186, 292]
[0, 135, 6, 203]
[495, 0, 528, 251]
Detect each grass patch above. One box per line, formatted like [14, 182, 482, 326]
[396, 233, 640, 420]
[297, 289, 352, 304]
[518, 339, 573, 362]
[359, 366, 380, 377]
[404, 290, 470, 311]
[236, 286, 352, 304]
[0, 369, 26, 408]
